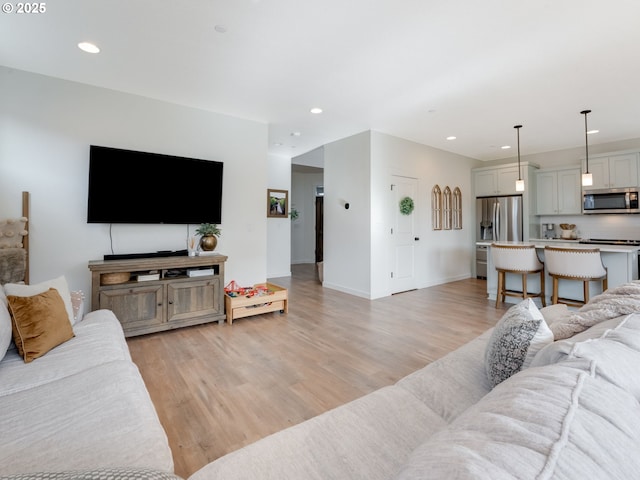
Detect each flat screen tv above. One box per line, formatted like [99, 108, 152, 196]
[87, 145, 223, 224]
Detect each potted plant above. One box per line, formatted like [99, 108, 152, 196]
[196, 223, 221, 251]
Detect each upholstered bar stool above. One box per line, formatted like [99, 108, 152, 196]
[491, 243, 545, 308]
[544, 246, 608, 307]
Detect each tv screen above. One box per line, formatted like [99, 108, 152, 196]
[87, 145, 223, 224]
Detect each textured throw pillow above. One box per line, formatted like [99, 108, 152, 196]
[7, 288, 75, 363]
[549, 281, 640, 340]
[539, 303, 571, 327]
[485, 298, 553, 387]
[4, 275, 76, 325]
[0, 301, 12, 361]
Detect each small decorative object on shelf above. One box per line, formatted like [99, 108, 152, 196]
[187, 236, 198, 256]
[399, 196, 415, 215]
[196, 223, 221, 251]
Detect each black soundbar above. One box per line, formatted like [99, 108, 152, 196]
[104, 249, 189, 261]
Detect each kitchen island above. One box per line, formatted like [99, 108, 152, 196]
[478, 239, 640, 306]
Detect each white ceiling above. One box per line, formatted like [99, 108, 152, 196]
[2, 0, 639, 161]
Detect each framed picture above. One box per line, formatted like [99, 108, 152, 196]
[267, 189, 288, 218]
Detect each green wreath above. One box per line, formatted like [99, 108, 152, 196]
[399, 196, 415, 215]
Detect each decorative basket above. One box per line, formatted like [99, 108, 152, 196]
[101, 272, 131, 285]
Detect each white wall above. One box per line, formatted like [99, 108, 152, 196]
[0, 67, 268, 300]
[323, 131, 372, 298]
[294, 146, 324, 169]
[322, 130, 480, 299]
[370, 132, 480, 298]
[267, 154, 292, 278]
[291, 170, 323, 264]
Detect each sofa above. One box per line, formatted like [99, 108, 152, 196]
[0, 273, 177, 479]
[3, 267, 640, 479]
[188, 282, 640, 480]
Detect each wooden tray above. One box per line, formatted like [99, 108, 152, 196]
[224, 282, 288, 324]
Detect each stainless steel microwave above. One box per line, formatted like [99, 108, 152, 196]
[583, 187, 640, 214]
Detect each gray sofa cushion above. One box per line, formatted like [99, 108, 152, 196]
[0, 310, 131, 397]
[395, 313, 640, 479]
[189, 385, 447, 480]
[396, 331, 492, 423]
[0, 361, 173, 475]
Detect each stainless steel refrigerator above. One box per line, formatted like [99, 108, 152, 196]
[476, 195, 523, 278]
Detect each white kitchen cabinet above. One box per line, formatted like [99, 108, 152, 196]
[474, 166, 520, 196]
[536, 167, 582, 215]
[584, 153, 639, 189]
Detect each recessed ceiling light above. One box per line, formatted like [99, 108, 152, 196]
[291, 132, 301, 137]
[446, 136, 456, 140]
[587, 129, 599, 135]
[273, 142, 283, 147]
[214, 25, 227, 33]
[501, 145, 511, 150]
[310, 107, 323, 114]
[78, 42, 100, 54]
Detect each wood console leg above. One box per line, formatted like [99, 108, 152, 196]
[495, 271, 504, 308]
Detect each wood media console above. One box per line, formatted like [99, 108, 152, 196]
[88, 254, 227, 337]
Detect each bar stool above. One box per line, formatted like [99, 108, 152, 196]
[491, 243, 545, 308]
[544, 246, 608, 307]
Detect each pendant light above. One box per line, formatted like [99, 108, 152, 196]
[514, 124, 525, 192]
[581, 109, 593, 187]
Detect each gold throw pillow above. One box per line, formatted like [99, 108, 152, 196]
[7, 288, 75, 363]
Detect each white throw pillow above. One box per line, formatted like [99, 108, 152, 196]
[485, 298, 553, 387]
[0, 301, 12, 361]
[3, 275, 76, 326]
[0, 284, 7, 306]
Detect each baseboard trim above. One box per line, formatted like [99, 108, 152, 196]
[322, 281, 371, 299]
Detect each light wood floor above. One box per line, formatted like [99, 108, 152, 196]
[127, 264, 509, 478]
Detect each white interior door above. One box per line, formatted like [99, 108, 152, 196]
[391, 176, 418, 294]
